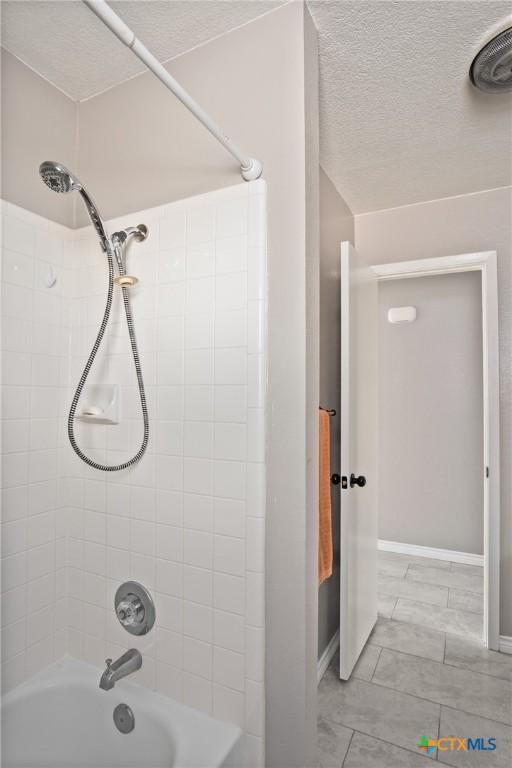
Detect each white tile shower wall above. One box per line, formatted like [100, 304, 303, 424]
[60, 181, 267, 763]
[1, 200, 74, 691]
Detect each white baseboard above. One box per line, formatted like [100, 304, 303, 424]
[499, 636, 512, 655]
[317, 630, 339, 683]
[378, 539, 484, 567]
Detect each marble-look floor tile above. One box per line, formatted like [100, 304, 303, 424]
[392, 598, 482, 642]
[344, 731, 436, 767]
[439, 706, 512, 768]
[444, 635, 512, 683]
[323, 657, 340, 684]
[353, 643, 382, 681]
[369, 618, 445, 662]
[378, 550, 451, 570]
[378, 573, 448, 607]
[378, 593, 398, 619]
[378, 558, 409, 578]
[318, 676, 440, 754]
[447, 588, 482, 615]
[373, 648, 512, 725]
[407, 564, 483, 595]
[317, 716, 353, 768]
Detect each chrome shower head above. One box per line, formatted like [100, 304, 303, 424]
[39, 161, 80, 194]
[470, 26, 512, 93]
[39, 161, 110, 251]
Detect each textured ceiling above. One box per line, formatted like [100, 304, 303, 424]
[308, 0, 512, 211]
[0, 0, 284, 100]
[2, 0, 512, 212]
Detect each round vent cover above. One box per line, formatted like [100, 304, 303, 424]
[470, 26, 512, 93]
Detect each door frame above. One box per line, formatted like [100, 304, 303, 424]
[372, 251, 500, 651]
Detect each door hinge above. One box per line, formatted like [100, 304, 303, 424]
[486, 466, 489, 478]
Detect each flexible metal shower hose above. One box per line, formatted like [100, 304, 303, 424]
[67, 245, 149, 471]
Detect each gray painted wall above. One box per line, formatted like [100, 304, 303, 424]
[355, 186, 512, 636]
[318, 169, 354, 659]
[1, 48, 77, 227]
[378, 272, 483, 555]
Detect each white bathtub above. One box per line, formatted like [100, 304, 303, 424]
[1, 657, 242, 768]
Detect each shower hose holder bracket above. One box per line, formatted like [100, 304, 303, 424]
[114, 275, 138, 287]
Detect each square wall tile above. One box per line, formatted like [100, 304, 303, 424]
[183, 565, 212, 606]
[184, 386, 213, 422]
[184, 530, 213, 570]
[214, 423, 247, 462]
[214, 498, 245, 539]
[214, 348, 247, 386]
[183, 458, 213, 496]
[155, 524, 183, 563]
[214, 461, 246, 500]
[214, 610, 244, 654]
[184, 422, 213, 459]
[214, 535, 245, 577]
[215, 273, 247, 312]
[183, 672, 212, 716]
[187, 243, 215, 278]
[216, 199, 248, 240]
[183, 494, 213, 532]
[214, 386, 247, 423]
[213, 684, 244, 728]
[214, 310, 247, 348]
[187, 208, 215, 245]
[185, 313, 213, 350]
[185, 350, 213, 387]
[183, 601, 212, 643]
[215, 237, 247, 275]
[213, 573, 245, 616]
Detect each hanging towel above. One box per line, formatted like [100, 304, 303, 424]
[318, 408, 333, 584]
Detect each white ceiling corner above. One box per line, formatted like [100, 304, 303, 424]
[1, 0, 285, 101]
[307, 0, 512, 212]
[2, 0, 512, 213]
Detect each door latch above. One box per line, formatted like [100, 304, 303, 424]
[350, 473, 366, 488]
[331, 474, 365, 489]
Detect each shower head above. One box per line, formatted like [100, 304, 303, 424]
[470, 26, 512, 93]
[39, 161, 111, 252]
[39, 161, 80, 194]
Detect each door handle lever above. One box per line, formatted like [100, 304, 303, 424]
[350, 473, 366, 488]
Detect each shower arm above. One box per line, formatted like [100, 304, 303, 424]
[82, 0, 263, 182]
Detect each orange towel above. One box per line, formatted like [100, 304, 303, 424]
[318, 408, 333, 584]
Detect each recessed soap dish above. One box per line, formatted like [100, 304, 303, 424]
[76, 384, 120, 425]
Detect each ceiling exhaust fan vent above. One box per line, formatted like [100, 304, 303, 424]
[470, 26, 512, 93]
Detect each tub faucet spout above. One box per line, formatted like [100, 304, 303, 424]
[99, 649, 142, 690]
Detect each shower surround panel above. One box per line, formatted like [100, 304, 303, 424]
[61, 181, 267, 763]
[1, 201, 74, 690]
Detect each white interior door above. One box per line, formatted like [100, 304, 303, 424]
[339, 241, 378, 680]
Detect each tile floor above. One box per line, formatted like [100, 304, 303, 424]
[318, 550, 512, 767]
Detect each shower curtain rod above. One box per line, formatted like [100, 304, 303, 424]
[82, 0, 263, 181]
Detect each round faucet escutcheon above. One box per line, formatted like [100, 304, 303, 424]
[114, 581, 155, 636]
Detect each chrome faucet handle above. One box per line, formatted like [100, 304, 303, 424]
[116, 596, 144, 628]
